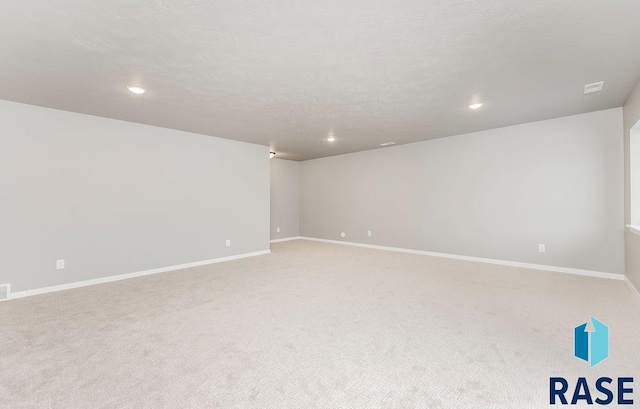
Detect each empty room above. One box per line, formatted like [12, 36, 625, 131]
[1, 0, 640, 407]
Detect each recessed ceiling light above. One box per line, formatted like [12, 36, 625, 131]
[584, 81, 604, 94]
[327, 135, 336, 142]
[468, 103, 483, 110]
[269, 151, 276, 159]
[380, 142, 395, 146]
[127, 86, 146, 94]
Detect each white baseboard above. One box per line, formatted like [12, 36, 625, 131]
[10, 249, 271, 300]
[299, 237, 624, 281]
[270, 236, 302, 243]
[626, 277, 640, 301]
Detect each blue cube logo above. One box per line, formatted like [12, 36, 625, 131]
[574, 317, 609, 367]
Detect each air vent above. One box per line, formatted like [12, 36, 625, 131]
[0, 284, 10, 301]
[380, 142, 396, 146]
[584, 81, 605, 94]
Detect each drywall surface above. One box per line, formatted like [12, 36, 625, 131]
[3, 1, 640, 161]
[625, 230, 640, 292]
[624, 80, 640, 290]
[632, 131, 640, 226]
[0, 99, 270, 293]
[301, 109, 624, 275]
[270, 159, 300, 240]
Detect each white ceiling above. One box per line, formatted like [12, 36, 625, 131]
[1, 0, 640, 160]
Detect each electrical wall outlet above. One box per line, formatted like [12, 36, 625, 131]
[0, 284, 10, 301]
[538, 244, 546, 253]
[367, 230, 372, 237]
[276, 227, 280, 233]
[56, 259, 65, 269]
[226, 239, 231, 247]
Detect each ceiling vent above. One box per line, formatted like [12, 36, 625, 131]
[0, 284, 10, 301]
[584, 81, 605, 94]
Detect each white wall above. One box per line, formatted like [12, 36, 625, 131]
[300, 108, 624, 274]
[632, 128, 640, 226]
[270, 159, 300, 240]
[0, 100, 270, 293]
[623, 80, 640, 290]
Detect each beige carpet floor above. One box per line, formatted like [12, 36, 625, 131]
[1, 240, 639, 408]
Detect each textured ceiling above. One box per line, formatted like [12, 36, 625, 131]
[1, 0, 640, 160]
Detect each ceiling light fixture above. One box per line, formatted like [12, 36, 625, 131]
[327, 135, 336, 142]
[127, 86, 146, 94]
[468, 103, 483, 110]
[584, 81, 605, 94]
[380, 142, 395, 146]
[269, 151, 276, 159]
